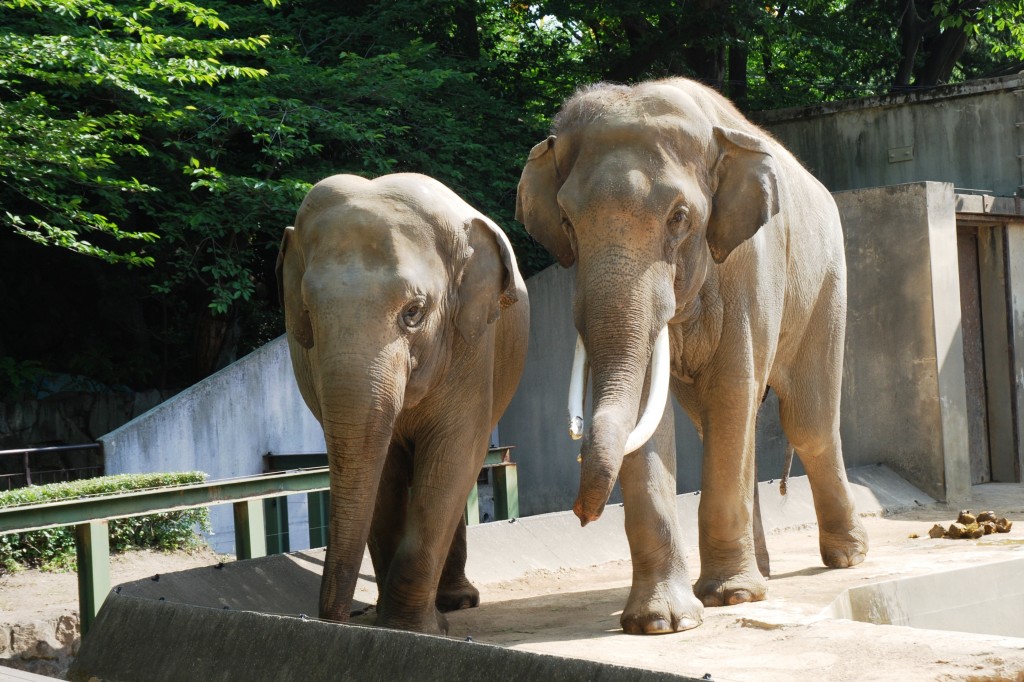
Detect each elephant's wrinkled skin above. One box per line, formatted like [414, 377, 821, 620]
[277, 173, 529, 634]
[517, 78, 868, 634]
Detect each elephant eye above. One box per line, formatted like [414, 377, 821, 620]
[668, 206, 690, 227]
[401, 300, 426, 329]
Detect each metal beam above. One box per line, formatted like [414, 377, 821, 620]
[0, 469, 330, 534]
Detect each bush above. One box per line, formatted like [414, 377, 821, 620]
[0, 472, 211, 573]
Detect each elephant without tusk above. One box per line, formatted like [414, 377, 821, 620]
[277, 173, 529, 634]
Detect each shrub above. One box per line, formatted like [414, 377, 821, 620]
[0, 472, 211, 573]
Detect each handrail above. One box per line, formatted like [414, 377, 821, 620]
[0, 443, 102, 457]
[0, 468, 330, 534]
[0, 456, 517, 636]
[0, 442, 103, 488]
[0, 467, 330, 635]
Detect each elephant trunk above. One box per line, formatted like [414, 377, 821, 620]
[316, 354, 406, 621]
[572, 264, 672, 526]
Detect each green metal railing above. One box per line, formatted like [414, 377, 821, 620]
[0, 468, 330, 635]
[264, 446, 520, 529]
[0, 450, 519, 636]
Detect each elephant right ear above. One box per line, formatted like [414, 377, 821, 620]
[276, 225, 314, 349]
[516, 135, 574, 267]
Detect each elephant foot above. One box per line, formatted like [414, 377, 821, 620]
[435, 577, 480, 612]
[694, 564, 768, 607]
[820, 517, 869, 568]
[621, 576, 704, 635]
[377, 605, 450, 635]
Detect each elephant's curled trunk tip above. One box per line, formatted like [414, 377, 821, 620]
[572, 496, 604, 527]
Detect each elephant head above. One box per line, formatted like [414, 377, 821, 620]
[516, 80, 780, 525]
[276, 173, 519, 621]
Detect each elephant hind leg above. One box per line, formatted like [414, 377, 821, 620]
[774, 361, 867, 567]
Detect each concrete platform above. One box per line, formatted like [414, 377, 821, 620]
[70, 466, 1024, 682]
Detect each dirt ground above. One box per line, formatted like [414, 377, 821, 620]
[3, 485, 1024, 682]
[0, 546, 222, 625]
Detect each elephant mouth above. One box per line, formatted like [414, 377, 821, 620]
[567, 324, 671, 456]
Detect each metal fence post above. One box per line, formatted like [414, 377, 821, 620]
[233, 499, 267, 560]
[75, 520, 110, 636]
[464, 482, 480, 526]
[492, 463, 519, 521]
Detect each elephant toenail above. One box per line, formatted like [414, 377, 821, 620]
[678, 617, 700, 631]
[727, 590, 752, 605]
[645, 619, 671, 634]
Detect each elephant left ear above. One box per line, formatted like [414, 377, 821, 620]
[706, 126, 781, 264]
[456, 215, 522, 344]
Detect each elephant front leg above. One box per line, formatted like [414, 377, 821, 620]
[693, 381, 768, 607]
[320, 467, 384, 622]
[375, 427, 489, 634]
[620, 397, 703, 634]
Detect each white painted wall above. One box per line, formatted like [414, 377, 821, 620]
[100, 337, 325, 554]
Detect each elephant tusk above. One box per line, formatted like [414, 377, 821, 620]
[568, 334, 588, 441]
[623, 325, 670, 455]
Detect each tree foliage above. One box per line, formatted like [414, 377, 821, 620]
[1, 0, 1022, 392]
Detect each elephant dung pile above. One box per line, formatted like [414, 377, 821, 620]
[927, 510, 1014, 539]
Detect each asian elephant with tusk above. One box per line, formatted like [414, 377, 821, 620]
[516, 78, 868, 634]
[277, 173, 529, 634]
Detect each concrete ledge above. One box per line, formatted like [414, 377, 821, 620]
[468, 465, 933, 582]
[68, 596, 702, 682]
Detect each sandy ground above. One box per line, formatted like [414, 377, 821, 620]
[3, 485, 1024, 682]
[0, 546, 222, 624]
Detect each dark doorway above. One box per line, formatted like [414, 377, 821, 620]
[957, 226, 992, 484]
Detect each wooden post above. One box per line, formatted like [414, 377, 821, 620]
[233, 499, 267, 560]
[75, 520, 110, 636]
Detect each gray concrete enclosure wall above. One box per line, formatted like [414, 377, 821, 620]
[835, 182, 969, 501]
[756, 74, 1024, 197]
[100, 337, 325, 553]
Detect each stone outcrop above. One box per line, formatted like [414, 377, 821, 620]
[0, 610, 80, 678]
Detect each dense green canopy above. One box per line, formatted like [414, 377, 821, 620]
[2, 0, 1022, 394]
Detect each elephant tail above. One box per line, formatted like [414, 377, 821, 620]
[780, 446, 795, 496]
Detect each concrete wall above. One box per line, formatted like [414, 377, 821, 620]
[835, 182, 970, 501]
[100, 337, 325, 553]
[756, 74, 1024, 197]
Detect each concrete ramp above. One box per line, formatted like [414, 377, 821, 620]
[68, 595, 701, 682]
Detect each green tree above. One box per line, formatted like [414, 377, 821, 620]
[0, 0, 274, 266]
